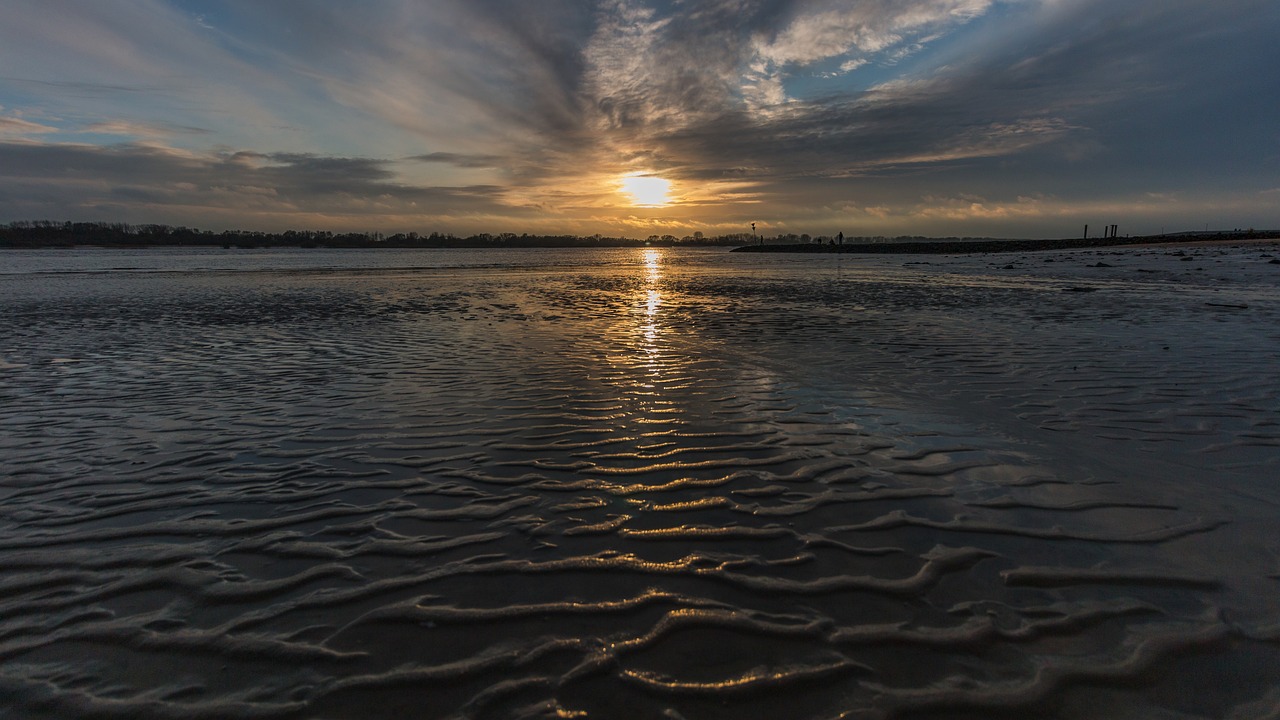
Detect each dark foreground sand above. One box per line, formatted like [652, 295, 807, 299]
[1, 244, 1277, 719]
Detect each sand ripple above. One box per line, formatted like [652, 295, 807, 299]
[1, 246, 1278, 718]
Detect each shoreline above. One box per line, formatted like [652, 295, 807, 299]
[732, 232, 1280, 254]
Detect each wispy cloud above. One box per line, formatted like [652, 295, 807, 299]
[82, 121, 210, 139]
[0, 115, 58, 138]
[411, 153, 505, 169]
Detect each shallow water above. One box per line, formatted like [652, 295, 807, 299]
[2, 245, 1278, 719]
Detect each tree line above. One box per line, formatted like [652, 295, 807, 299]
[0, 221, 753, 249]
[7, 220, 1269, 250]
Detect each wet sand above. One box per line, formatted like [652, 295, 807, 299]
[1, 244, 1278, 719]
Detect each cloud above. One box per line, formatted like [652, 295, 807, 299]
[0, 0, 309, 153]
[0, 0, 1276, 237]
[607, 0, 1278, 197]
[0, 77, 156, 97]
[0, 115, 58, 138]
[410, 152, 504, 169]
[82, 121, 211, 139]
[566, 0, 1026, 182]
[752, 0, 992, 66]
[0, 140, 512, 230]
[217, 0, 596, 166]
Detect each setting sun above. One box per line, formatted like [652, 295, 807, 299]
[620, 174, 672, 207]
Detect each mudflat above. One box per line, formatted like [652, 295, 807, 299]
[1, 244, 1277, 719]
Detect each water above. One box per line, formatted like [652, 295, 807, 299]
[2, 245, 1278, 719]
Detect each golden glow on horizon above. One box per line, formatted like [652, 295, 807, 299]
[620, 174, 672, 207]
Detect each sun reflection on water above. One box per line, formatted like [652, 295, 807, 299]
[640, 249, 663, 352]
[642, 248, 662, 283]
[644, 289, 661, 344]
[609, 247, 678, 421]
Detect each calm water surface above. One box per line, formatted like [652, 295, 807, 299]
[2, 246, 1278, 719]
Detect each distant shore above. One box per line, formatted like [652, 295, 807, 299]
[732, 231, 1280, 254]
[3, 223, 1276, 252]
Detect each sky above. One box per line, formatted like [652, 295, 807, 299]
[1, 0, 1277, 239]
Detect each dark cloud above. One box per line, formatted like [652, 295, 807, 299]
[619, 0, 1280, 208]
[0, 141, 511, 228]
[410, 152, 504, 169]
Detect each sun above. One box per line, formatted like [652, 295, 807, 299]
[620, 174, 672, 207]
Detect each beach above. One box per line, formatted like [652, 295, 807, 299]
[1, 243, 1278, 719]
